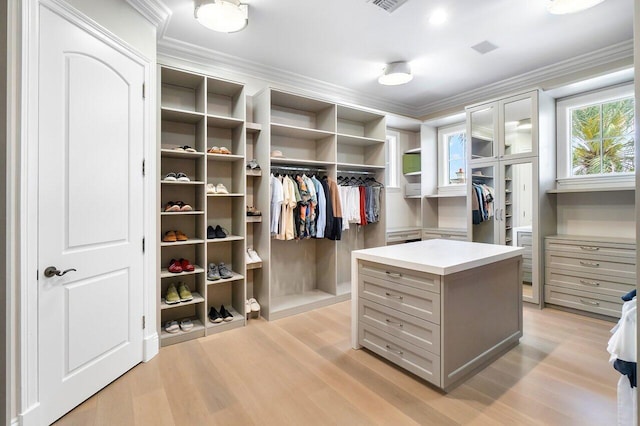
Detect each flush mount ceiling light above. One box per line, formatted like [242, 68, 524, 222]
[547, 0, 605, 14]
[378, 62, 413, 86]
[195, 0, 248, 33]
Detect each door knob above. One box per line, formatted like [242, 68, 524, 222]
[44, 266, 77, 278]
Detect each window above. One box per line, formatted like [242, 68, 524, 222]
[385, 131, 399, 188]
[437, 122, 467, 193]
[557, 84, 635, 187]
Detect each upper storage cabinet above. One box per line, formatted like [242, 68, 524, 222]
[467, 91, 538, 163]
[270, 89, 335, 133]
[336, 106, 386, 168]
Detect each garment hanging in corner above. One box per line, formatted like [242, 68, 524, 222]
[336, 175, 383, 231]
[471, 182, 494, 225]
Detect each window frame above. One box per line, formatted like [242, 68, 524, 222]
[556, 83, 635, 190]
[437, 122, 467, 195]
[385, 130, 400, 190]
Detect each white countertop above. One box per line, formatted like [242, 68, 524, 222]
[352, 239, 524, 275]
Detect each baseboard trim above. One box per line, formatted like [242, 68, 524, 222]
[143, 332, 159, 362]
[17, 402, 40, 426]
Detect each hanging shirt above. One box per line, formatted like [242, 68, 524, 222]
[277, 176, 297, 240]
[321, 178, 334, 239]
[326, 177, 343, 240]
[270, 174, 284, 235]
[311, 176, 326, 238]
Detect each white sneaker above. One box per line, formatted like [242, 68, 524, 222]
[245, 299, 251, 315]
[248, 298, 260, 312]
[206, 183, 216, 194]
[247, 248, 262, 263]
[245, 251, 254, 264]
[216, 183, 229, 194]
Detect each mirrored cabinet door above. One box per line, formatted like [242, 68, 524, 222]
[501, 159, 537, 304]
[502, 94, 534, 158]
[468, 105, 497, 161]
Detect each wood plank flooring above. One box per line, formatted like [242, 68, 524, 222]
[55, 302, 619, 425]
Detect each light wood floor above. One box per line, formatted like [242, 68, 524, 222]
[55, 302, 619, 425]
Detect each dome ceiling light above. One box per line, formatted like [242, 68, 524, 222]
[195, 0, 248, 33]
[378, 62, 413, 86]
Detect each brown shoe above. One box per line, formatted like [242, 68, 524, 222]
[175, 230, 188, 241]
[163, 230, 177, 242]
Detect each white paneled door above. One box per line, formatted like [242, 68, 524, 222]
[38, 6, 145, 424]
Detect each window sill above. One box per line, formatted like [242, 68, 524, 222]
[552, 175, 635, 193]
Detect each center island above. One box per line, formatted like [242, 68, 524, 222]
[351, 239, 524, 391]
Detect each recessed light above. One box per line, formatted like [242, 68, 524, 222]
[429, 8, 447, 25]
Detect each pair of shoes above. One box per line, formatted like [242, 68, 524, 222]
[164, 318, 193, 333]
[207, 146, 231, 155]
[164, 201, 192, 212]
[208, 305, 233, 323]
[246, 248, 261, 263]
[246, 159, 260, 170]
[164, 172, 190, 182]
[207, 225, 228, 239]
[168, 258, 195, 273]
[163, 230, 188, 242]
[174, 145, 197, 153]
[165, 282, 193, 304]
[245, 298, 260, 314]
[206, 183, 229, 194]
[207, 262, 233, 280]
[246, 206, 262, 216]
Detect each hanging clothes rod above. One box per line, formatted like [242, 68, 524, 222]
[337, 170, 377, 175]
[270, 165, 327, 173]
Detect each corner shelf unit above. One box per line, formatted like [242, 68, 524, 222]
[252, 88, 387, 320]
[157, 66, 247, 347]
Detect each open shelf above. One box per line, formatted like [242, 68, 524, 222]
[160, 149, 204, 159]
[161, 211, 204, 216]
[206, 193, 244, 197]
[206, 153, 244, 162]
[246, 122, 262, 134]
[207, 114, 244, 129]
[336, 162, 385, 171]
[160, 239, 205, 247]
[161, 180, 205, 186]
[271, 123, 334, 140]
[246, 169, 262, 176]
[161, 107, 205, 124]
[160, 266, 205, 279]
[246, 261, 263, 270]
[548, 186, 635, 194]
[425, 193, 467, 198]
[270, 290, 335, 318]
[206, 272, 244, 285]
[160, 292, 205, 310]
[206, 235, 244, 243]
[270, 157, 334, 167]
[160, 318, 205, 345]
[246, 216, 263, 223]
[205, 306, 244, 332]
[337, 133, 385, 146]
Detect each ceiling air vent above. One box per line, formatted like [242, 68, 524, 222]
[367, 0, 409, 13]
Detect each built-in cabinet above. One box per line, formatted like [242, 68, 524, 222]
[158, 66, 247, 346]
[466, 90, 556, 305]
[252, 88, 386, 320]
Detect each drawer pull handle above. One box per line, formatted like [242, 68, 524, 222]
[579, 298, 600, 306]
[579, 279, 600, 287]
[385, 318, 404, 327]
[385, 271, 403, 278]
[579, 261, 600, 267]
[385, 292, 404, 300]
[385, 344, 403, 355]
[441, 234, 451, 238]
[580, 246, 600, 251]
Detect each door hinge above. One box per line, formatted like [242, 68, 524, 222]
[142, 159, 145, 176]
[142, 83, 146, 99]
[142, 316, 146, 329]
[36, 269, 39, 280]
[142, 237, 145, 253]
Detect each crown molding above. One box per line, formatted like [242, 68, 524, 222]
[157, 36, 419, 117]
[415, 39, 634, 118]
[126, 0, 171, 28]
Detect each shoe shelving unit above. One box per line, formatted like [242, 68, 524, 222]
[158, 66, 247, 346]
[252, 88, 386, 320]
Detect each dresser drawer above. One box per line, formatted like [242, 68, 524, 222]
[545, 285, 622, 318]
[359, 324, 441, 386]
[359, 274, 441, 324]
[545, 239, 636, 260]
[517, 232, 532, 247]
[360, 261, 440, 294]
[387, 230, 422, 243]
[545, 252, 635, 280]
[359, 298, 441, 354]
[546, 268, 635, 298]
[422, 231, 467, 241]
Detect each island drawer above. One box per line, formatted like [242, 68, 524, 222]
[359, 324, 441, 387]
[359, 261, 440, 294]
[546, 268, 635, 299]
[545, 285, 623, 318]
[545, 252, 635, 280]
[359, 274, 441, 324]
[359, 298, 441, 355]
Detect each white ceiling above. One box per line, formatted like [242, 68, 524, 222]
[156, 0, 633, 117]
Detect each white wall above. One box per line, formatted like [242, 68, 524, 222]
[556, 191, 636, 238]
[385, 127, 421, 229]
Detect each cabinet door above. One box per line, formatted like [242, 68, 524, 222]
[499, 92, 537, 159]
[467, 103, 498, 162]
[468, 163, 499, 244]
[500, 158, 538, 304]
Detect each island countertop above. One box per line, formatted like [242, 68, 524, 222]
[352, 239, 524, 276]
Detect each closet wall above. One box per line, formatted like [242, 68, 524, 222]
[386, 128, 422, 229]
[555, 192, 635, 238]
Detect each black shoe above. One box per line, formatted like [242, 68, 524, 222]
[208, 306, 223, 323]
[207, 225, 215, 239]
[214, 225, 228, 239]
[220, 305, 233, 322]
